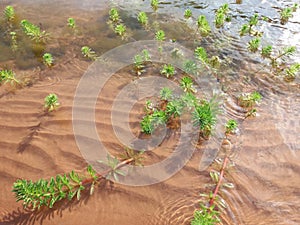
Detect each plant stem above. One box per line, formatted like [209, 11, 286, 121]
[209, 156, 229, 207]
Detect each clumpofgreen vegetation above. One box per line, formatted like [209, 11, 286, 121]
[180, 76, 196, 93]
[261, 45, 273, 58]
[44, 93, 60, 112]
[194, 47, 208, 63]
[4, 5, 15, 23]
[214, 3, 230, 28]
[191, 204, 220, 225]
[155, 29, 165, 41]
[160, 64, 175, 78]
[270, 46, 296, 68]
[160, 87, 173, 101]
[248, 37, 261, 52]
[240, 13, 260, 36]
[13, 148, 143, 209]
[137, 12, 149, 27]
[284, 63, 300, 82]
[197, 15, 211, 36]
[140, 110, 168, 134]
[279, 4, 298, 25]
[225, 119, 238, 134]
[184, 60, 198, 75]
[184, 9, 192, 19]
[239, 91, 262, 108]
[151, 0, 159, 11]
[20, 19, 49, 43]
[67, 17, 76, 29]
[114, 24, 126, 38]
[0, 69, 20, 85]
[109, 8, 120, 23]
[42, 53, 54, 67]
[81, 46, 98, 60]
[133, 49, 151, 75]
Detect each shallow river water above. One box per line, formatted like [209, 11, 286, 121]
[0, 1, 299, 225]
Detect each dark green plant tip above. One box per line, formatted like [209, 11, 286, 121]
[44, 93, 59, 112]
[184, 9, 192, 19]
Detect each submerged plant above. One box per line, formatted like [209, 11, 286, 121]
[238, 91, 262, 108]
[240, 13, 260, 36]
[184, 9, 192, 19]
[44, 93, 59, 112]
[214, 3, 230, 28]
[137, 12, 148, 26]
[197, 15, 211, 36]
[225, 119, 238, 134]
[109, 8, 120, 23]
[191, 204, 220, 225]
[261, 45, 273, 58]
[280, 7, 293, 24]
[133, 49, 150, 75]
[284, 63, 300, 82]
[67, 17, 76, 29]
[42, 53, 54, 67]
[20, 20, 49, 43]
[248, 37, 261, 52]
[160, 64, 175, 78]
[140, 110, 167, 134]
[81, 46, 98, 60]
[151, 0, 159, 11]
[0, 69, 20, 85]
[155, 30, 165, 41]
[160, 87, 173, 101]
[180, 76, 196, 93]
[166, 99, 184, 118]
[192, 98, 219, 139]
[184, 60, 198, 75]
[10, 31, 18, 52]
[114, 24, 126, 38]
[271, 46, 296, 68]
[98, 155, 125, 181]
[194, 47, 208, 63]
[4, 5, 15, 23]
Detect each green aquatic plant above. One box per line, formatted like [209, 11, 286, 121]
[160, 87, 173, 101]
[239, 24, 250, 36]
[240, 13, 260, 36]
[194, 47, 208, 63]
[180, 76, 196, 93]
[44, 93, 59, 112]
[137, 12, 148, 26]
[81, 46, 98, 60]
[119, 148, 144, 167]
[238, 91, 262, 108]
[98, 155, 126, 182]
[4, 5, 15, 23]
[261, 45, 273, 58]
[140, 110, 167, 134]
[166, 99, 184, 118]
[160, 64, 175, 78]
[12, 148, 141, 210]
[20, 20, 49, 43]
[209, 56, 221, 69]
[184, 60, 198, 75]
[225, 119, 238, 134]
[42, 53, 54, 67]
[133, 49, 150, 75]
[109, 8, 120, 23]
[151, 0, 159, 11]
[280, 7, 293, 24]
[284, 63, 300, 82]
[10, 31, 18, 52]
[192, 98, 219, 139]
[184, 9, 192, 19]
[0, 69, 20, 85]
[191, 204, 220, 225]
[155, 30, 165, 41]
[248, 37, 261, 52]
[67, 17, 76, 29]
[271, 46, 296, 68]
[181, 92, 198, 109]
[214, 3, 230, 28]
[114, 24, 126, 38]
[197, 15, 211, 36]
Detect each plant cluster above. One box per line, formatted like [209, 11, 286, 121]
[184, 9, 192, 19]
[108, 8, 127, 39]
[225, 119, 238, 135]
[151, 0, 159, 11]
[67, 17, 77, 32]
[140, 81, 220, 139]
[43, 53, 54, 67]
[248, 37, 261, 52]
[280, 3, 298, 24]
[239, 13, 261, 36]
[214, 3, 231, 28]
[44, 93, 60, 112]
[0, 69, 20, 86]
[197, 15, 211, 36]
[194, 47, 221, 69]
[137, 12, 149, 27]
[238, 91, 262, 117]
[160, 64, 175, 78]
[20, 19, 49, 43]
[4, 5, 15, 24]
[81, 46, 98, 60]
[133, 49, 151, 75]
